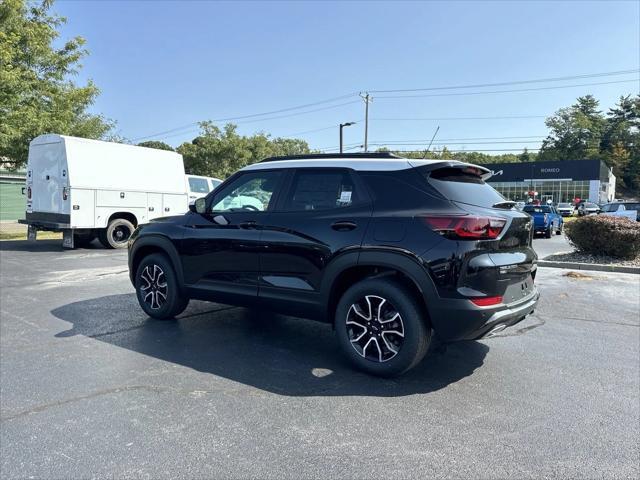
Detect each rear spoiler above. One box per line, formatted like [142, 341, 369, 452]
[408, 160, 493, 180]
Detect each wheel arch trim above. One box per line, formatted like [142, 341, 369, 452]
[128, 235, 185, 289]
[321, 248, 439, 324]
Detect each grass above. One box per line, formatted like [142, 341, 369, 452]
[0, 231, 62, 241]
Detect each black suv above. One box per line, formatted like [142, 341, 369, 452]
[128, 153, 539, 376]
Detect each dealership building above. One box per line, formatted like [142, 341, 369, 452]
[480, 159, 616, 204]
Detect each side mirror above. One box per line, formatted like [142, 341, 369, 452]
[189, 197, 207, 214]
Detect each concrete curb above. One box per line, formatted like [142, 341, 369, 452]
[538, 260, 640, 274]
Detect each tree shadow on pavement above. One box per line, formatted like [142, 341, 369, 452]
[52, 293, 489, 397]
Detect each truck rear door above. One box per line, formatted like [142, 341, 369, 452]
[27, 140, 69, 219]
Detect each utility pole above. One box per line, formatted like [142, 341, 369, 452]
[360, 92, 372, 152]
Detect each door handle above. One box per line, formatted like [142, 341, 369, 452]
[331, 221, 357, 231]
[239, 220, 257, 229]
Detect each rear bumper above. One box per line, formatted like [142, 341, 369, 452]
[20, 212, 71, 230]
[428, 288, 540, 341]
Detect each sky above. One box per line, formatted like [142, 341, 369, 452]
[53, 0, 640, 154]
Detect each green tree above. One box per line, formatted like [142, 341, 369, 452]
[177, 122, 310, 178]
[137, 140, 175, 151]
[602, 95, 640, 189]
[0, 0, 112, 168]
[538, 95, 605, 162]
[518, 148, 532, 162]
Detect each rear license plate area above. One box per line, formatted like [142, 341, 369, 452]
[503, 274, 534, 304]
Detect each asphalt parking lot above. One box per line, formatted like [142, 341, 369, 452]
[1, 239, 638, 478]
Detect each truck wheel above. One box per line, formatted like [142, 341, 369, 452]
[99, 218, 135, 249]
[545, 227, 552, 238]
[556, 223, 563, 235]
[335, 278, 430, 377]
[135, 253, 188, 319]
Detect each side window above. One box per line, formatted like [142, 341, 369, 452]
[188, 177, 210, 194]
[284, 169, 359, 211]
[209, 171, 282, 213]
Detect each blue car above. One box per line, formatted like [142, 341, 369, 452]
[523, 205, 564, 238]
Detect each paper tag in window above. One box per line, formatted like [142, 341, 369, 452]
[339, 191, 352, 203]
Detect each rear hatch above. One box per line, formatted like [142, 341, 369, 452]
[414, 162, 536, 304]
[26, 139, 69, 218]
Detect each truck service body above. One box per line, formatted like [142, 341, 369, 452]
[21, 134, 188, 248]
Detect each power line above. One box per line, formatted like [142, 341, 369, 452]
[131, 93, 359, 141]
[389, 148, 543, 153]
[372, 115, 548, 121]
[131, 68, 639, 142]
[375, 79, 639, 99]
[371, 140, 543, 146]
[317, 136, 546, 150]
[372, 135, 546, 142]
[368, 69, 639, 94]
[134, 100, 361, 142]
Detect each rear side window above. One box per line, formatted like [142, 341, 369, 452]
[188, 177, 210, 193]
[421, 167, 505, 208]
[284, 170, 359, 211]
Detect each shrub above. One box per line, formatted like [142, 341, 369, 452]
[564, 215, 640, 259]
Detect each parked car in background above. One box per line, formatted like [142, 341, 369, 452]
[186, 174, 223, 202]
[21, 134, 188, 249]
[577, 201, 600, 216]
[128, 153, 539, 377]
[599, 202, 640, 221]
[556, 202, 575, 217]
[523, 204, 563, 238]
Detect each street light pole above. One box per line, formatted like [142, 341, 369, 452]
[339, 122, 355, 153]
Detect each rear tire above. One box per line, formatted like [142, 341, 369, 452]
[556, 223, 563, 235]
[135, 253, 188, 319]
[335, 278, 430, 377]
[99, 218, 135, 249]
[545, 227, 552, 238]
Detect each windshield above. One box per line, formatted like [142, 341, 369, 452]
[523, 206, 551, 214]
[558, 203, 572, 208]
[421, 166, 505, 208]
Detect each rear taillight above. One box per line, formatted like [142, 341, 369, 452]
[27, 186, 32, 200]
[543, 213, 548, 223]
[62, 187, 68, 200]
[470, 296, 503, 307]
[423, 215, 506, 240]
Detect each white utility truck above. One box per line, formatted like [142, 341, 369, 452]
[21, 134, 188, 249]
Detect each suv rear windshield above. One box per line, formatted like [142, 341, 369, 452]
[523, 206, 551, 214]
[421, 166, 505, 208]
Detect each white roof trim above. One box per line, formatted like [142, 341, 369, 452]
[242, 158, 447, 172]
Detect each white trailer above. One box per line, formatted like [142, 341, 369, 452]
[20, 134, 188, 248]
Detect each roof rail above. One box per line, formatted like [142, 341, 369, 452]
[259, 152, 403, 163]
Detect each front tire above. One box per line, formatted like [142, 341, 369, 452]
[335, 278, 430, 377]
[135, 253, 188, 319]
[99, 218, 135, 249]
